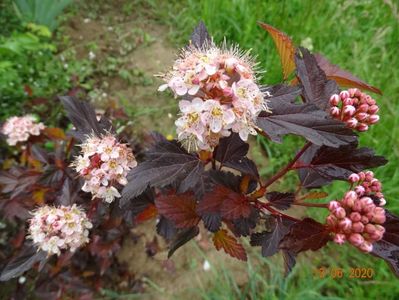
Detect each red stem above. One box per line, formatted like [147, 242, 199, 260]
[262, 141, 312, 188]
[292, 202, 328, 208]
[255, 200, 301, 222]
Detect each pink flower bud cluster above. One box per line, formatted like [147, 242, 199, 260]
[326, 172, 386, 252]
[329, 88, 379, 132]
[159, 44, 269, 152]
[72, 134, 137, 203]
[28, 204, 93, 256]
[1, 115, 45, 146]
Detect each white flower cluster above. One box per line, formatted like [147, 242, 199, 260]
[1, 115, 45, 146]
[28, 204, 92, 256]
[159, 44, 268, 152]
[72, 134, 137, 203]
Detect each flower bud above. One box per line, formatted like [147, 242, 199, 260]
[379, 198, 386, 206]
[370, 230, 383, 241]
[356, 112, 369, 121]
[359, 241, 373, 252]
[334, 234, 346, 245]
[357, 123, 369, 132]
[334, 207, 346, 219]
[343, 105, 356, 116]
[349, 233, 364, 246]
[368, 105, 379, 114]
[346, 118, 358, 128]
[358, 172, 365, 181]
[339, 218, 352, 231]
[357, 103, 369, 113]
[343, 98, 354, 106]
[352, 222, 364, 233]
[375, 225, 385, 234]
[368, 114, 380, 124]
[348, 174, 360, 183]
[330, 106, 340, 116]
[328, 201, 340, 211]
[366, 97, 376, 106]
[355, 185, 365, 196]
[365, 170, 374, 179]
[364, 223, 376, 234]
[329, 94, 340, 106]
[353, 200, 363, 212]
[340, 90, 350, 100]
[326, 215, 337, 227]
[348, 88, 359, 97]
[361, 216, 370, 224]
[350, 212, 362, 222]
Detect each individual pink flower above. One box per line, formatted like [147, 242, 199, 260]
[72, 133, 137, 203]
[1, 115, 45, 146]
[28, 204, 92, 256]
[326, 171, 386, 253]
[329, 89, 380, 132]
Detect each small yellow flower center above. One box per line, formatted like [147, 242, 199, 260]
[187, 112, 199, 124]
[109, 160, 118, 169]
[211, 106, 223, 117]
[237, 87, 247, 98]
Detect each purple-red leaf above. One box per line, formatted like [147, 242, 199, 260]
[155, 193, 200, 228]
[213, 229, 247, 261]
[168, 227, 199, 258]
[257, 96, 357, 148]
[280, 218, 331, 253]
[266, 192, 295, 211]
[315, 53, 382, 95]
[295, 47, 340, 111]
[190, 21, 211, 49]
[371, 210, 399, 277]
[250, 216, 294, 257]
[297, 143, 388, 188]
[214, 133, 259, 178]
[121, 138, 206, 205]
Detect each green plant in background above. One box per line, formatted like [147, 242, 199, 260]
[12, 0, 73, 31]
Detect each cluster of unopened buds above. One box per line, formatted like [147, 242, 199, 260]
[1, 115, 45, 146]
[159, 43, 269, 152]
[28, 204, 93, 256]
[327, 171, 386, 252]
[329, 88, 379, 132]
[72, 134, 137, 203]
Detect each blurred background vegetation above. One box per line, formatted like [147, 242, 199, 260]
[0, 0, 398, 299]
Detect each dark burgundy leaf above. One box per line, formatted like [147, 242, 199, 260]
[59, 96, 112, 140]
[257, 96, 357, 148]
[250, 216, 294, 257]
[266, 192, 295, 210]
[57, 178, 81, 206]
[121, 139, 206, 204]
[31, 145, 50, 164]
[295, 47, 339, 111]
[208, 170, 242, 192]
[371, 210, 399, 277]
[0, 169, 20, 193]
[280, 218, 331, 253]
[261, 84, 302, 103]
[155, 193, 200, 228]
[0, 246, 47, 281]
[231, 208, 259, 236]
[201, 212, 222, 232]
[282, 250, 297, 276]
[214, 133, 259, 178]
[220, 191, 251, 220]
[190, 21, 211, 49]
[168, 226, 199, 258]
[157, 216, 178, 241]
[298, 142, 388, 188]
[0, 198, 30, 221]
[121, 188, 154, 217]
[197, 185, 227, 232]
[314, 53, 382, 95]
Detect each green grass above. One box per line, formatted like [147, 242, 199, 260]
[156, 0, 399, 298]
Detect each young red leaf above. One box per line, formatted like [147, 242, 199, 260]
[297, 143, 388, 188]
[295, 47, 339, 111]
[258, 22, 296, 80]
[43, 127, 66, 140]
[213, 229, 247, 261]
[121, 138, 206, 204]
[280, 218, 331, 253]
[315, 53, 382, 95]
[214, 133, 259, 178]
[257, 96, 357, 148]
[134, 204, 158, 224]
[220, 191, 251, 220]
[155, 193, 200, 228]
[266, 192, 295, 211]
[250, 216, 295, 257]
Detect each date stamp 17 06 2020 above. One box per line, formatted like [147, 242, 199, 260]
[313, 267, 375, 279]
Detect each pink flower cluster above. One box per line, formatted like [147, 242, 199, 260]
[159, 44, 268, 151]
[72, 134, 137, 203]
[28, 204, 92, 256]
[1, 115, 45, 146]
[327, 171, 386, 252]
[329, 89, 379, 132]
